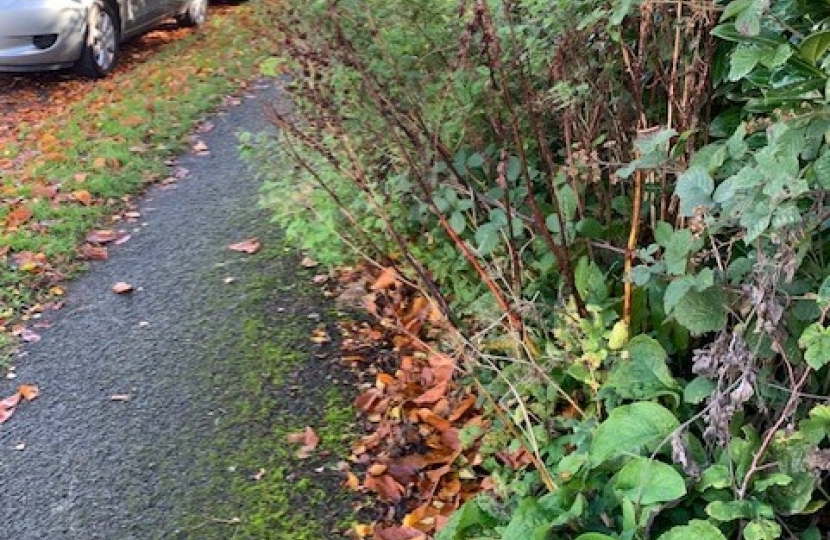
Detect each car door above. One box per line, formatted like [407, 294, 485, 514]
[119, 0, 166, 33]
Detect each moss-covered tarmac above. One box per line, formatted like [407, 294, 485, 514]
[178, 242, 360, 539]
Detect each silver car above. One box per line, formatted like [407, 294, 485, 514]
[0, 0, 208, 78]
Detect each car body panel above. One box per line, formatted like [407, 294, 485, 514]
[0, 0, 192, 72]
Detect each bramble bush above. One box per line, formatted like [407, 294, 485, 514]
[251, 0, 830, 538]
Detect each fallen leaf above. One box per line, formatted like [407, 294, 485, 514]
[286, 426, 319, 459]
[20, 328, 41, 343]
[344, 471, 361, 490]
[80, 244, 109, 260]
[19, 385, 39, 401]
[412, 381, 448, 405]
[251, 468, 266, 481]
[301, 257, 319, 268]
[5, 205, 33, 229]
[86, 229, 122, 244]
[371, 267, 401, 291]
[73, 190, 93, 206]
[112, 282, 134, 294]
[192, 139, 210, 155]
[228, 238, 261, 254]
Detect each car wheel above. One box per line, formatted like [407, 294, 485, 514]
[177, 0, 208, 27]
[74, 0, 120, 79]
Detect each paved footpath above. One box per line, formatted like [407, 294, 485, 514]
[0, 84, 350, 539]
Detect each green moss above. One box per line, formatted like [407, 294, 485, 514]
[174, 238, 359, 539]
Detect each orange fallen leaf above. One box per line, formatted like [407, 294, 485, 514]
[73, 190, 93, 206]
[5, 205, 33, 229]
[112, 282, 134, 294]
[412, 381, 448, 405]
[344, 471, 362, 491]
[19, 385, 39, 401]
[228, 238, 261, 254]
[371, 267, 401, 291]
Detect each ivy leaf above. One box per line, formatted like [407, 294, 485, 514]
[673, 288, 727, 335]
[590, 402, 679, 467]
[612, 457, 687, 505]
[656, 520, 727, 540]
[798, 323, 830, 370]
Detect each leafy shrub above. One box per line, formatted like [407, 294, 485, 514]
[254, 0, 830, 538]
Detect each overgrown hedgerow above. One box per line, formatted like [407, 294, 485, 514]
[256, 1, 830, 539]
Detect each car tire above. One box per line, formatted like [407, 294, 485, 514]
[74, 0, 120, 79]
[176, 0, 208, 27]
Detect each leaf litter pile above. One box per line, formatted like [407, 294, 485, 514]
[330, 266, 488, 540]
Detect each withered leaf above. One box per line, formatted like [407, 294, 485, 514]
[228, 238, 261, 254]
[112, 282, 134, 294]
[286, 426, 319, 459]
[412, 381, 448, 405]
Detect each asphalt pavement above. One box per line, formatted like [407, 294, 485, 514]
[0, 83, 332, 539]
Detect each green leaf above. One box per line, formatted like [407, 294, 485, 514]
[706, 500, 759, 521]
[743, 519, 782, 540]
[603, 335, 679, 401]
[664, 276, 695, 314]
[590, 402, 679, 467]
[754, 473, 792, 492]
[435, 496, 500, 540]
[475, 222, 500, 256]
[612, 457, 686, 505]
[576, 534, 618, 540]
[800, 31, 830, 66]
[449, 211, 466, 234]
[720, 0, 752, 21]
[817, 276, 830, 307]
[673, 288, 727, 335]
[656, 520, 727, 540]
[501, 497, 549, 540]
[675, 166, 714, 216]
[729, 46, 764, 80]
[654, 221, 674, 246]
[684, 376, 716, 405]
[467, 152, 485, 169]
[798, 323, 830, 370]
[575, 256, 608, 303]
[697, 464, 732, 491]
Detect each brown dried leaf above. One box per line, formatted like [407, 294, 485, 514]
[228, 238, 261, 254]
[112, 282, 134, 294]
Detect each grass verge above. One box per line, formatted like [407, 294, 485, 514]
[0, 0, 283, 354]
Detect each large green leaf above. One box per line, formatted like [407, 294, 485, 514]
[673, 288, 727, 335]
[743, 519, 782, 540]
[590, 402, 679, 467]
[656, 520, 727, 540]
[612, 457, 687, 505]
[603, 335, 679, 401]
